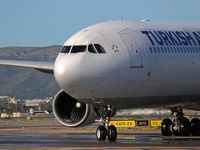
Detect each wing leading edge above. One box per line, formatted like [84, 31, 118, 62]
[0, 59, 54, 74]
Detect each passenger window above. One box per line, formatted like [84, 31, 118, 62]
[88, 44, 97, 53]
[180, 47, 183, 53]
[167, 47, 170, 53]
[153, 47, 157, 53]
[177, 47, 180, 53]
[192, 47, 195, 53]
[94, 44, 106, 53]
[149, 47, 153, 53]
[188, 47, 191, 53]
[71, 45, 87, 53]
[195, 47, 198, 53]
[61, 46, 71, 53]
[157, 47, 160, 53]
[160, 47, 164, 53]
[171, 47, 174, 53]
[164, 47, 167, 53]
[173, 47, 176, 53]
[183, 47, 186, 53]
[186, 47, 189, 53]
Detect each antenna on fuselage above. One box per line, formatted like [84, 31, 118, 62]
[120, 14, 123, 21]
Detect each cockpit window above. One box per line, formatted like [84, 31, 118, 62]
[61, 46, 71, 53]
[71, 45, 87, 53]
[94, 44, 106, 53]
[88, 44, 97, 53]
[60, 45, 106, 54]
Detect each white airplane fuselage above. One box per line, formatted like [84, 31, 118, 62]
[54, 21, 200, 109]
[2, 20, 200, 138]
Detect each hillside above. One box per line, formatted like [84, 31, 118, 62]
[0, 46, 62, 99]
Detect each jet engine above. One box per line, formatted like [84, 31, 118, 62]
[53, 90, 96, 127]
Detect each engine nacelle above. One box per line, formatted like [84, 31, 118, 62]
[53, 90, 96, 127]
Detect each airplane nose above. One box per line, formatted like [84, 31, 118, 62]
[54, 55, 82, 91]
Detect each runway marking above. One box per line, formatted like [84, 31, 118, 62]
[2, 147, 200, 150]
[0, 121, 200, 149]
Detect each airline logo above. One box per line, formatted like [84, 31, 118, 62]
[141, 31, 200, 46]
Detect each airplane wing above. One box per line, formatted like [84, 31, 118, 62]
[0, 59, 54, 74]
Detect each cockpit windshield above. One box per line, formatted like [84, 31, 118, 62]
[94, 44, 106, 53]
[71, 45, 87, 53]
[60, 44, 106, 54]
[88, 44, 97, 53]
[61, 46, 71, 53]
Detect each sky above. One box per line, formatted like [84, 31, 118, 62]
[0, 0, 200, 48]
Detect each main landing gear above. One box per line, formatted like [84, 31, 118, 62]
[93, 106, 117, 141]
[161, 107, 200, 136]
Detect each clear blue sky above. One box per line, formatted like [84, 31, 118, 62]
[0, 0, 200, 48]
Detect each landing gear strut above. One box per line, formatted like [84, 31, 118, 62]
[94, 106, 117, 141]
[161, 107, 200, 136]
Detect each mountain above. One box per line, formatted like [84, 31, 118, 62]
[0, 45, 62, 99]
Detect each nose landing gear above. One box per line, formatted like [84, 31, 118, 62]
[94, 106, 117, 141]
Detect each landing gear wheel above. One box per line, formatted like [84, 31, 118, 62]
[94, 106, 118, 141]
[174, 130, 180, 136]
[161, 118, 172, 136]
[96, 126, 106, 141]
[108, 125, 117, 141]
[179, 117, 191, 136]
[191, 118, 200, 136]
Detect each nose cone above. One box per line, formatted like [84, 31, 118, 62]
[54, 54, 82, 91]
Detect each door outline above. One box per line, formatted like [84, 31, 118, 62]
[119, 33, 143, 68]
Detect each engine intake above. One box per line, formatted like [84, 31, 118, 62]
[53, 90, 96, 127]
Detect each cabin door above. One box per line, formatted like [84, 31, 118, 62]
[119, 33, 143, 68]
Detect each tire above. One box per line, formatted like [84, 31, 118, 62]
[179, 117, 191, 136]
[161, 118, 172, 136]
[191, 118, 200, 136]
[108, 125, 117, 141]
[96, 125, 106, 141]
[174, 130, 180, 136]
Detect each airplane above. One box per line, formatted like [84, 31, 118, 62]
[1, 20, 200, 141]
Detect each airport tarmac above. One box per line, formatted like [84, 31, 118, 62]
[0, 120, 200, 149]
